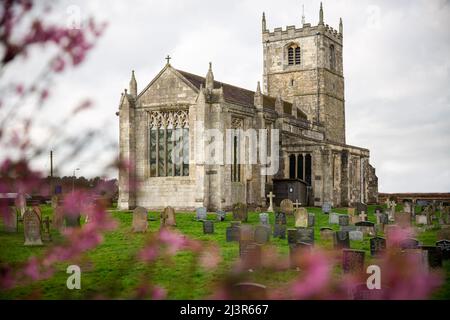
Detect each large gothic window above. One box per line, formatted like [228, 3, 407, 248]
[148, 110, 189, 177]
[288, 44, 301, 66]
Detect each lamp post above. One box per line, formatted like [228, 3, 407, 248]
[72, 168, 80, 194]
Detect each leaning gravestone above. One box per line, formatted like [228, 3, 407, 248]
[370, 237, 387, 257]
[3, 207, 17, 233]
[320, 227, 334, 240]
[23, 210, 43, 246]
[294, 208, 308, 228]
[132, 207, 148, 233]
[355, 221, 376, 236]
[254, 225, 271, 245]
[420, 246, 442, 268]
[216, 210, 226, 222]
[342, 249, 365, 274]
[233, 203, 248, 222]
[329, 212, 340, 225]
[349, 230, 363, 241]
[322, 202, 332, 214]
[280, 199, 294, 215]
[334, 231, 350, 249]
[203, 220, 214, 234]
[338, 215, 350, 227]
[196, 207, 207, 221]
[161, 206, 176, 227]
[436, 240, 450, 260]
[259, 212, 269, 226]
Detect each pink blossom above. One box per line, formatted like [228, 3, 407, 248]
[151, 286, 167, 300]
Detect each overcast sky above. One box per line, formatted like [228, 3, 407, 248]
[2, 0, 449, 193]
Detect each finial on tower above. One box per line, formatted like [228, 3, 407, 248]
[339, 17, 343, 34]
[205, 62, 214, 91]
[256, 81, 261, 95]
[262, 12, 267, 31]
[319, 2, 324, 26]
[302, 5, 306, 25]
[129, 70, 137, 97]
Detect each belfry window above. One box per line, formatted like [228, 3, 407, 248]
[330, 44, 336, 70]
[288, 44, 301, 66]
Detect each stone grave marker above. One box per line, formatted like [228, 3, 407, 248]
[240, 225, 255, 242]
[226, 222, 241, 242]
[231, 283, 267, 300]
[308, 213, 315, 227]
[394, 212, 411, 228]
[329, 212, 340, 225]
[232, 203, 248, 222]
[403, 201, 413, 214]
[287, 228, 298, 244]
[240, 242, 262, 270]
[320, 227, 334, 240]
[296, 227, 314, 245]
[259, 212, 269, 226]
[334, 231, 350, 249]
[342, 249, 365, 274]
[294, 208, 308, 228]
[273, 224, 286, 239]
[3, 207, 17, 233]
[436, 240, 450, 260]
[23, 210, 43, 246]
[374, 207, 383, 214]
[322, 202, 332, 214]
[42, 216, 52, 242]
[349, 230, 363, 241]
[266, 192, 275, 213]
[376, 212, 389, 225]
[275, 212, 286, 225]
[402, 249, 429, 273]
[339, 215, 350, 227]
[254, 225, 271, 245]
[416, 215, 428, 225]
[196, 207, 207, 221]
[216, 210, 226, 221]
[400, 238, 420, 250]
[420, 246, 442, 268]
[53, 207, 64, 231]
[280, 199, 294, 215]
[203, 220, 214, 234]
[370, 237, 386, 257]
[355, 221, 376, 236]
[64, 211, 81, 228]
[132, 207, 148, 233]
[289, 242, 313, 268]
[359, 211, 368, 222]
[340, 225, 357, 233]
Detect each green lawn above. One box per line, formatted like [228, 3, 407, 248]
[0, 205, 449, 299]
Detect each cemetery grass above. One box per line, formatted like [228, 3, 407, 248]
[1, 205, 450, 300]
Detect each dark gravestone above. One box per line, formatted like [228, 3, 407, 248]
[296, 227, 314, 245]
[254, 225, 270, 245]
[273, 224, 286, 239]
[355, 221, 376, 236]
[196, 207, 207, 221]
[3, 207, 17, 233]
[308, 213, 315, 227]
[232, 203, 248, 222]
[334, 231, 350, 249]
[322, 202, 332, 214]
[400, 238, 420, 250]
[23, 210, 43, 246]
[226, 222, 241, 242]
[203, 220, 214, 234]
[342, 249, 365, 274]
[64, 212, 81, 228]
[436, 240, 450, 260]
[287, 229, 298, 244]
[339, 215, 349, 226]
[231, 283, 267, 300]
[275, 212, 287, 225]
[420, 246, 443, 268]
[216, 210, 226, 221]
[376, 212, 389, 225]
[370, 237, 386, 257]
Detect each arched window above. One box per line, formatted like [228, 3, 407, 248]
[330, 44, 336, 70]
[287, 44, 301, 66]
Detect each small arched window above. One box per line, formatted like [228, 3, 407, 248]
[287, 44, 301, 66]
[330, 44, 336, 70]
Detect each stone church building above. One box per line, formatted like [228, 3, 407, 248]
[117, 4, 378, 211]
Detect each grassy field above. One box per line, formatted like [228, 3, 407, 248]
[0, 205, 449, 299]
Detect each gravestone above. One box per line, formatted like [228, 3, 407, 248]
[203, 220, 214, 234]
[296, 227, 314, 245]
[231, 283, 267, 300]
[216, 210, 226, 221]
[196, 207, 207, 221]
[23, 210, 43, 246]
[403, 201, 413, 214]
[259, 212, 269, 226]
[349, 230, 363, 241]
[322, 202, 332, 214]
[356, 203, 368, 215]
[376, 212, 389, 225]
[32, 205, 42, 221]
[308, 213, 315, 227]
[400, 238, 420, 250]
[240, 225, 255, 242]
[280, 199, 294, 215]
[342, 249, 365, 274]
[329, 212, 339, 225]
[232, 203, 248, 222]
[320, 227, 334, 240]
[132, 207, 148, 233]
[394, 212, 411, 228]
[334, 231, 350, 249]
[355, 221, 376, 236]
[273, 224, 286, 239]
[347, 208, 356, 216]
[3, 207, 17, 233]
[359, 211, 368, 222]
[370, 237, 387, 257]
[254, 225, 270, 245]
[420, 246, 443, 268]
[275, 212, 287, 225]
[340, 225, 357, 233]
[436, 240, 450, 260]
[294, 208, 308, 228]
[266, 192, 275, 213]
[339, 215, 350, 227]
[287, 228, 298, 244]
[64, 211, 81, 228]
[42, 216, 52, 242]
[290, 242, 313, 268]
[374, 207, 383, 214]
[402, 249, 429, 272]
[226, 222, 241, 242]
[416, 215, 428, 225]
[240, 242, 262, 269]
[161, 206, 176, 227]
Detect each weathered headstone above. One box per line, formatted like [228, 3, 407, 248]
[342, 249, 365, 274]
[254, 225, 270, 244]
[376, 212, 389, 225]
[280, 199, 294, 215]
[203, 220, 214, 234]
[23, 210, 43, 246]
[275, 212, 286, 225]
[349, 230, 363, 241]
[3, 207, 17, 233]
[259, 212, 269, 226]
[329, 212, 340, 225]
[374, 207, 383, 214]
[196, 207, 207, 221]
[294, 208, 308, 228]
[436, 240, 450, 260]
[161, 206, 176, 227]
[339, 215, 350, 227]
[308, 213, 315, 227]
[322, 202, 332, 214]
[266, 192, 275, 213]
[273, 224, 286, 239]
[42, 216, 52, 242]
[240, 241, 262, 269]
[403, 201, 413, 214]
[232, 203, 248, 222]
[287, 228, 298, 244]
[320, 227, 334, 240]
[402, 249, 429, 273]
[420, 246, 443, 268]
[334, 231, 350, 249]
[355, 221, 376, 236]
[370, 237, 387, 257]
[394, 212, 411, 228]
[132, 207, 148, 233]
[415, 215, 428, 225]
[226, 222, 241, 242]
[296, 227, 314, 245]
[359, 211, 368, 222]
[216, 210, 226, 221]
[289, 242, 313, 268]
[53, 206, 64, 231]
[240, 225, 255, 242]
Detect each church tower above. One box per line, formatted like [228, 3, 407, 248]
[262, 3, 346, 144]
